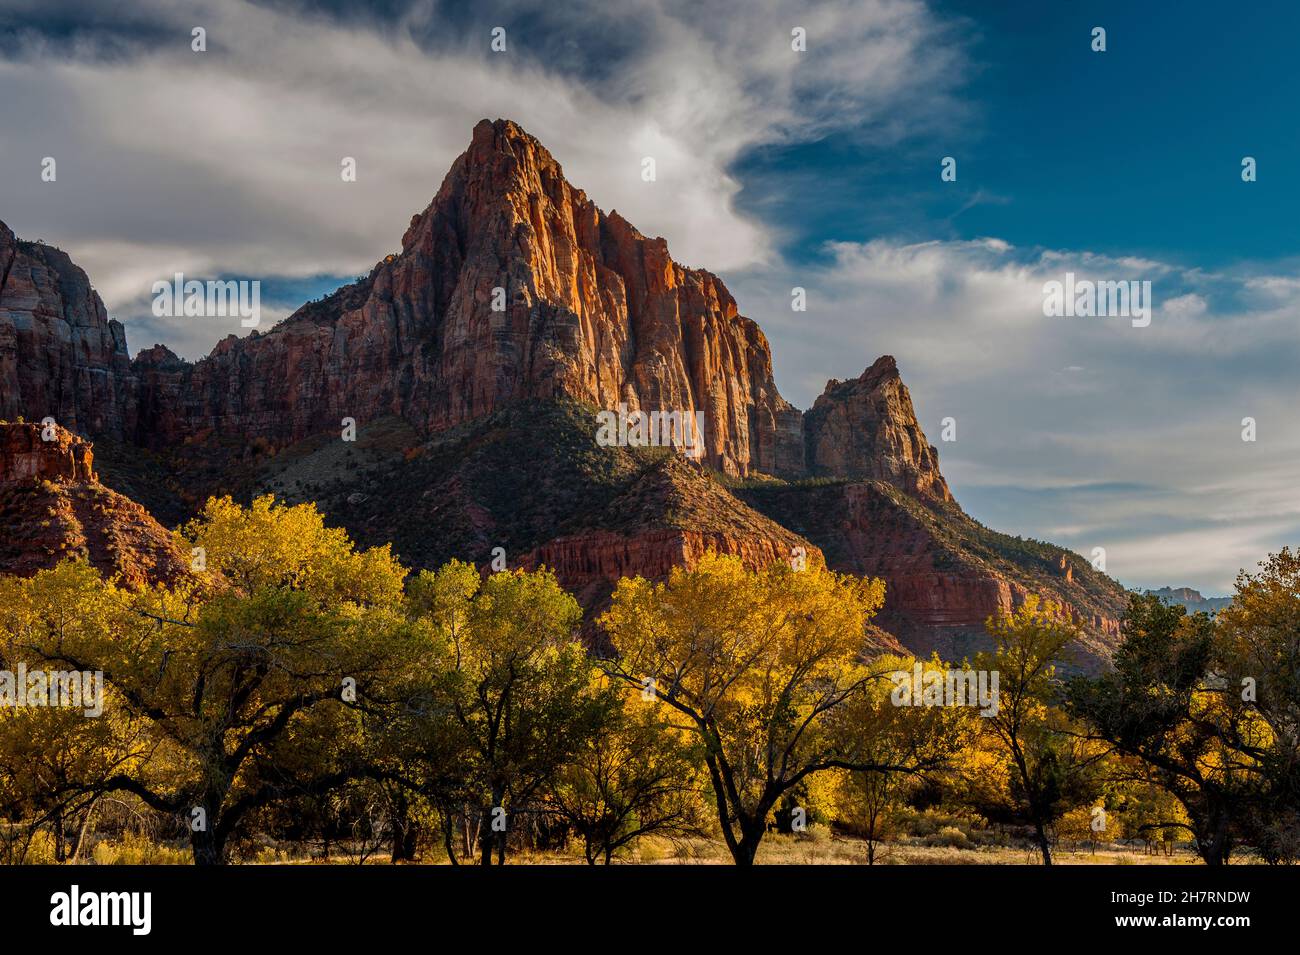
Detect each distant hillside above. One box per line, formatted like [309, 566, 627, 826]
[1147, 586, 1232, 614]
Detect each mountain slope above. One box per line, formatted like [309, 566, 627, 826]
[0, 423, 188, 586]
[734, 477, 1124, 672]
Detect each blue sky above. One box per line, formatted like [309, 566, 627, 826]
[1, 0, 1297, 593]
[744, 0, 1300, 269]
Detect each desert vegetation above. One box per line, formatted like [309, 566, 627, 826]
[0, 496, 1296, 866]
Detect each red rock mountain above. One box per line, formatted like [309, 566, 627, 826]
[0, 118, 1126, 668]
[0, 119, 937, 492]
[0, 423, 189, 586]
[805, 356, 951, 502]
[0, 222, 138, 438]
[125, 120, 806, 478]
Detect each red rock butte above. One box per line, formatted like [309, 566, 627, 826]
[0, 422, 189, 586]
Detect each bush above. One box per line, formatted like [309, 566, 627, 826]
[91, 833, 191, 865]
[922, 826, 970, 849]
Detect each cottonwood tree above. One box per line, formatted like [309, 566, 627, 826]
[1067, 593, 1260, 865]
[977, 598, 1104, 866]
[601, 553, 946, 865]
[5, 496, 418, 865]
[830, 654, 974, 864]
[1214, 549, 1300, 862]
[546, 690, 707, 864]
[0, 563, 152, 862]
[408, 561, 616, 865]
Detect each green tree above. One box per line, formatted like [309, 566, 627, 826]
[409, 561, 614, 865]
[601, 553, 946, 866]
[831, 654, 974, 864]
[0, 563, 150, 862]
[1207, 549, 1300, 862]
[1067, 593, 1260, 865]
[546, 688, 707, 864]
[2, 496, 416, 865]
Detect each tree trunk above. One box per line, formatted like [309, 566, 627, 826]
[478, 789, 504, 866]
[730, 816, 768, 866]
[70, 798, 98, 862]
[191, 826, 227, 866]
[52, 811, 66, 863]
[441, 809, 459, 865]
[478, 809, 494, 866]
[390, 792, 418, 863]
[190, 795, 228, 866]
[1196, 811, 1233, 866]
[1033, 819, 1053, 866]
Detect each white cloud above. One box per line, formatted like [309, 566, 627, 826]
[728, 237, 1300, 593]
[0, 0, 965, 358]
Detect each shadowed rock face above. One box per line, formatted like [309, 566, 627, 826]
[733, 480, 1124, 674]
[0, 223, 138, 439]
[514, 452, 820, 606]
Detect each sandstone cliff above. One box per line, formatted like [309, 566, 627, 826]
[515, 451, 819, 606]
[0, 423, 189, 586]
[736, 479, 1124, 673]
[0, 222, 137, 439]
[126, 119, 804, 478]
[804, 355, 951, 502]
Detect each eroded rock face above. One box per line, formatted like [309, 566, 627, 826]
[734, 480, 1124, 673]
[0, 423, 188, 587]
[804, 356, 951, 502]
[128, 119, 804, 477]
[517, 528, 820, 607]
[0, 223, 138, 439]
[0, 421, 97, 484]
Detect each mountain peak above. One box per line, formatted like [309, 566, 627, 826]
[861, 354, 899, 381]
[805, 355, 951, 502]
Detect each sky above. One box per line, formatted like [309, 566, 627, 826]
[1, 0, 1297, 594]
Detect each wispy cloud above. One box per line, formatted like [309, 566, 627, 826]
[729, 237, 1300, 592]
[0, 0, 966, 358]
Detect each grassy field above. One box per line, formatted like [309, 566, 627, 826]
[68, 830, 1229, 866]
